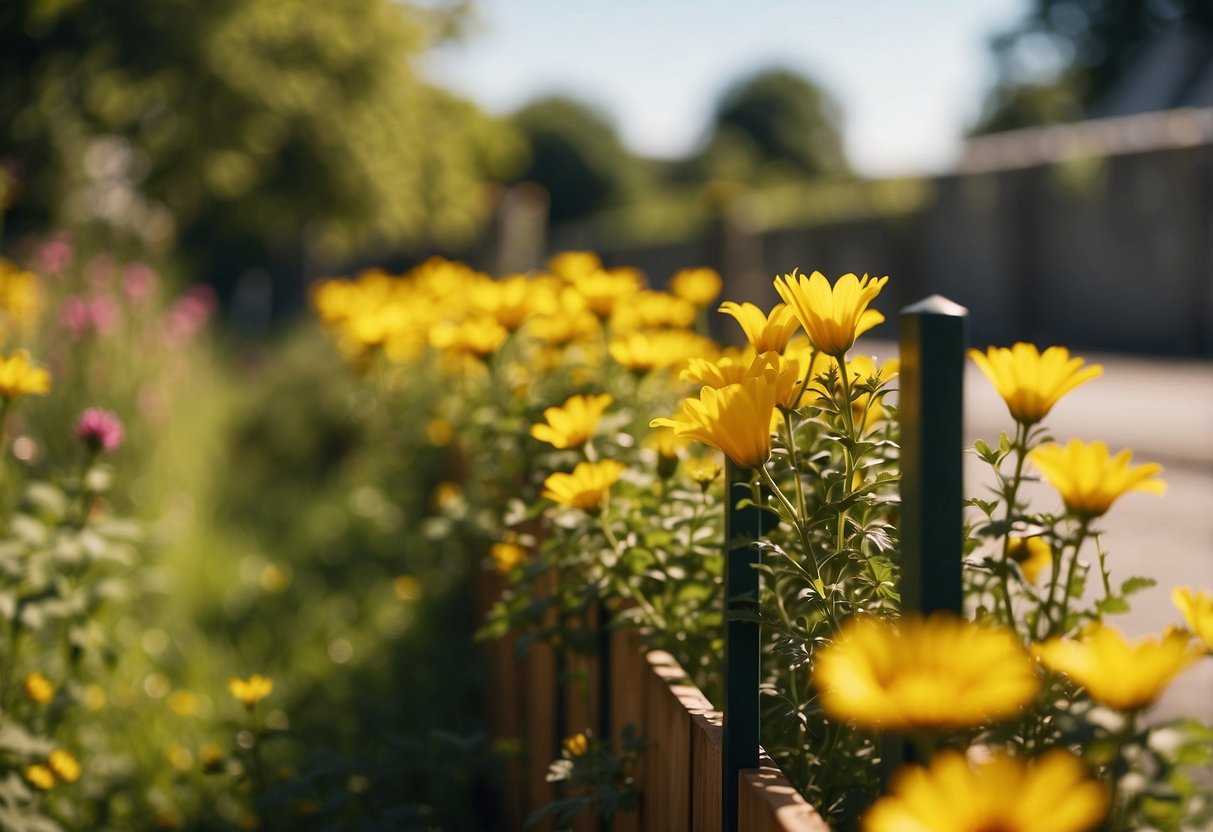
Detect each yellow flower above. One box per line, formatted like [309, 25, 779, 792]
[490, 541, 526, 574]
[863, 750, 1107, 832]
[471, 274, 541, 331]
[1029, 440, 1165, 519]
[25, 764, 55, 790]
[685, 455, 723, 490]
[548, 250, 602, 281]
[773, 270, 888, 357]
[612, 290, 697, 331]
[717, 301, 800, 355]
[572, 267, 644, 319]
[429, 317, 508, 358]
[841, 354, 899, 428]
[526, 289, 600, 347]
[169, 689, 198, 717]
[681, 354, 751, 388]
[531, 394, 613, 450]
[668, 267, 722, 307]
[48, 750, 81, 783]
[541, 460, 627, 511]
[1032, 624, 1204, 711]
[813, 613, 1039, 731]
[563, 732, 589, 757]
[23, 671, 54, 704]
[0, 350, 51, 400]
[650, 376, 778, 470]
[970, 343, 1102, 425]
[1008, 536, 1052, 584]
[1172, 587, 1213, 651]
[647, 427, 690, 479]
[228, 674, 273, 708]
[200, 743, 226, 768]
[608, 330, 712, 374]
[393, 575, 423, 602]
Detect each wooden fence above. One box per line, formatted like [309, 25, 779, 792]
[478, 296, 969, 830]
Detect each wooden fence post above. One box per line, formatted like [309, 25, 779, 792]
[722, 461, 762, 832]
[890, 295, 968, 776]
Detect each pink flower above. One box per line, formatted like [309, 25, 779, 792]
[162, 284, 217, 346]
[33, 232, 73, 274]
[87, 295, 120, 335]
[122, 262, 158, 304]
[74, 408, 124, 454]
[60, 296, 91, 337]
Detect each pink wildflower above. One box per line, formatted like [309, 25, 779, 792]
[33, 232, 73, 274]
[87, 295, 120, 335]
[162, 285, 217, 346]
[59, 297, 91, 337]
[74, 408, 124, 454]
[122, 262, 158, 304]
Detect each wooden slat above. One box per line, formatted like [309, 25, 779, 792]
[738, 758, 832, 832]
[609, 628, 646, 832]
[690, 709, 723, 832]
[642, 651, 695, 831]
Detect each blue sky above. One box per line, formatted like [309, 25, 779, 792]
[423, 0, 1029, 176]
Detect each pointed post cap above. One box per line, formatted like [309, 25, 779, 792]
[901, 295, 968, 317]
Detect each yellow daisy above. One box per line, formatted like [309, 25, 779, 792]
[813, 613, 1039, 731]
[864, 750, 1107, 832]
[1032, 624, 1204, 711]
[1029, 440, 1165, 519]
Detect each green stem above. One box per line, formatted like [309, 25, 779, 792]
[1107, 710, 1140, 832]
[1053, 520, 1092, 637]
[834, 357, 856, 560]
[600, 508, 667, 631]
[997, 421, 1030, 635]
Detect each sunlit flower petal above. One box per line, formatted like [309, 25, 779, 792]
[970, 343, 1102, 425]
[541, 460, 627, 511]
[1029, 440, 1165, 519]
[530, 394, 613, 450]
[1032, 624, 1204, 711]
[774, 270, 888, 357]
[864, 750, 1107, 832]
[650, 376, 778, 470]
[1172, 587, 1213, 651]
[813, 613, 1039, 731]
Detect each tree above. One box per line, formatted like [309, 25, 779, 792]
[510, 97, 647, 225]
[692, 68, 848, 185]
[0, 0, 524, 276]
[974, 0, 1213, 133]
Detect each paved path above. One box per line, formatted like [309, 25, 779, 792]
[859, 341, 1213, 721]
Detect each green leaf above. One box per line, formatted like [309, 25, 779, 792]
[1096, 597, 1130, 615]
[1120, 576, 1156, 596]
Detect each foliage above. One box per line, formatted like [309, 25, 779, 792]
[510, 97, 651, 225]
[974, 0, 1213, 133]
[0, 0, 524, 279]
[691, 67, 848, 185]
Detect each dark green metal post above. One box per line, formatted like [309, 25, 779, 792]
[899, 295, 967, 615]
[887, 295, 968, 777]
[722, 461, 762, 832]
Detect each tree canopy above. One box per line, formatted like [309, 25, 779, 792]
[509, 96, 649, 225]
[692, 68, 848, 185]
[1, 0, 524, 270]
[974, 0, 1213, 133]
